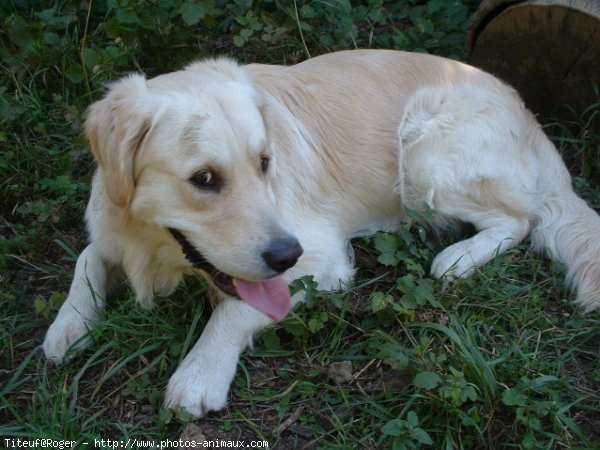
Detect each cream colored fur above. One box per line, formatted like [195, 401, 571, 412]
[42, 50, 600, 418]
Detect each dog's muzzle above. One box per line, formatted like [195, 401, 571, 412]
[168, 227, 303, 286]
[168, 227, 302, 320]
[168, 227, 237, 296]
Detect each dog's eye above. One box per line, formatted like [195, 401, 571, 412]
[260, 156, 270, 174]
[190, 170, 219, 191]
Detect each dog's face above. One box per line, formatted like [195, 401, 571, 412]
[85, 64, 301, 318]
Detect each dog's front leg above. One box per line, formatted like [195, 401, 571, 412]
[42, 243, 109, 364]
[164, 297, 280, 418]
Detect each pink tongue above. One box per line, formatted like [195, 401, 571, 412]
[233, 277, 292, 320]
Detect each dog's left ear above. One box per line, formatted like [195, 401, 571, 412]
[85, 75, 153, 208]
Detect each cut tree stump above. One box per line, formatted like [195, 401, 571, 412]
[467, 0, 600, 119]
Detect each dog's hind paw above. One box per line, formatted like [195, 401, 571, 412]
[430, 242, 477, 280]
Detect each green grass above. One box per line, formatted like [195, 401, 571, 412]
[2, 1, 600, 449]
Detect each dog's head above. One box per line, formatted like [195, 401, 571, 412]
[85, 59, 302, 319]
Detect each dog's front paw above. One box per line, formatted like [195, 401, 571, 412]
[42, 310, 94, 364]
[164, 346, 239, 418]
[431, 243, 477, 280]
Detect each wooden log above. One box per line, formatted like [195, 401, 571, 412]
[467, 0, 600, 119]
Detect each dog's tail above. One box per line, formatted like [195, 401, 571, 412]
[531, 184, 600, 312]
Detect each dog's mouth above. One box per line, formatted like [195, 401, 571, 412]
[168, 228, 292, 320]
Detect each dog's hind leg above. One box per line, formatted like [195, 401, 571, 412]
[411, 179, 532, 280]
[398, 84, 537, 280]
[429, 209, 530, 280]
[42, 244, 111, 363]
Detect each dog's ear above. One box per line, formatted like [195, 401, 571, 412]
[85, 75, 152, 208]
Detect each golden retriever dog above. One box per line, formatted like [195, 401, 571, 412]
[42, 50, 600, 417]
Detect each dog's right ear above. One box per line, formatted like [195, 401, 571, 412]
[85, 75, 153, 208]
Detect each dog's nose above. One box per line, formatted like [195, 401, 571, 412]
[262, 237, 303, 273]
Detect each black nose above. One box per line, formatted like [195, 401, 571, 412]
[262, 237, 303, 273]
